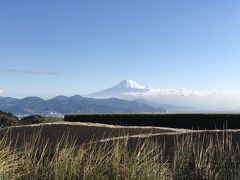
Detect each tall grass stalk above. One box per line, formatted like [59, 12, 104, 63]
[0, 135, 21, 180]
[0, 130, 240, 179]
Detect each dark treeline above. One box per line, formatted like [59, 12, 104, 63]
[65, 113, 240, 130]
[0, 110, 63, 127]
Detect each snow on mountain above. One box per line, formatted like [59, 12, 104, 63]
[88, 79, 150, 99]
[116, 79, 146, 89]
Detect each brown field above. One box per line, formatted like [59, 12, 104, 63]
[0, 122, 186, 147]
[1, 122, 240, 149]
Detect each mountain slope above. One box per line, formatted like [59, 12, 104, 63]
[0, 97, 46, 114]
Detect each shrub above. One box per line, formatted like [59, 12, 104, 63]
[20, 115, 46, 125]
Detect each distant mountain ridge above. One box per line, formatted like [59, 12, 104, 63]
[133, 99, 192, 112]
[0, 95, 166, 116]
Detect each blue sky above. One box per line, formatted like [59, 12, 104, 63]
[0, 0, 240, 98]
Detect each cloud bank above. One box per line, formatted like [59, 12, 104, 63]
[121, 88, 240, 97]
[0, 89, 3, 95]
[119, 88, 240, 111]
[2, 68, 60, 75]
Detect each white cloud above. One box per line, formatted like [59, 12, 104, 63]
[121, 87, 240, 98]
[2, 68, 60, 75]
[119, 88, 240, 111]
[0, 89, 3, 95]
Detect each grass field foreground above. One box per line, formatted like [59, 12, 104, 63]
[0, 129, 240, 179]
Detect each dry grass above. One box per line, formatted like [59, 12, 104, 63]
[1, 123, 240, 179]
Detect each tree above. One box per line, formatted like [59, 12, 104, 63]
[0, 110, 19, 127]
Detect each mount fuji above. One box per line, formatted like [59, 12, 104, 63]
[88, 79, 150, 99]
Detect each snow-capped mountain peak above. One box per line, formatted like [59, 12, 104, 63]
[115, 79, 146, 89]
[87, 79, 149, 99]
